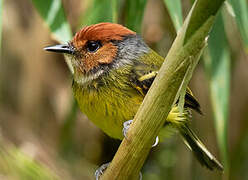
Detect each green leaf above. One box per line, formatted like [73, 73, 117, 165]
[184, 0, 224, 44]
[204, 12, 230, 172]
[163, 0, 183, 32]
[31, 0, 72, 43]
[82, 0, 119, 25]
[31, 0, 73, 72]
[124, 0, 147, 33]
[228, 0, 248, 51]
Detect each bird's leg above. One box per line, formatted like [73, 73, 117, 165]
[122, 120, 159, 147]
[95, 162, 142, 180]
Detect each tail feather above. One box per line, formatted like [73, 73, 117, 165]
[179, 124, 223, 171]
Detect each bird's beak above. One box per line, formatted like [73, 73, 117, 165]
[44, 44, 74, 54]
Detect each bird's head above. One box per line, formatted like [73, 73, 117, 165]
[44, 23, 149, 85]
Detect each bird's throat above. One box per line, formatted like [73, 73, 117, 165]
[73, 67, 104, 86]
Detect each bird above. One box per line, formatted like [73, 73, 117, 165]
[44, 22, 223, 175]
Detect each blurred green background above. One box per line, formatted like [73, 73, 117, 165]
[1, 0, 248, 179]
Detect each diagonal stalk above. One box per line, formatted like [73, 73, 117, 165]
[101, 0, 225, 179]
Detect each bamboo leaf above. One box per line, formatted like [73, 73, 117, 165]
[124, 0, 147, 33]
[228, 0, 248, 50]
[82, 0, 119, 25]
[163, 0, 183, 32]
[31, 0, 72, 43]
[204, 12, 230, 173]
[184, 0, 224, 44]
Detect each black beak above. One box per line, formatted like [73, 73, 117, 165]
[44, 44, 74, 54]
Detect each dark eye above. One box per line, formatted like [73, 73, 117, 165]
[86, 41, 101, 53]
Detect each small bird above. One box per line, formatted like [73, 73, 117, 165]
[44, 23, 223, 174]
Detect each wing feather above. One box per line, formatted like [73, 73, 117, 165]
[130, 63, 202, 114]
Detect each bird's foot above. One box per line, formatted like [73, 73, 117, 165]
[122, 120, 159, 147]
[122, 120, 133, 138]
[95, 162, 142, 180]
[95, 162, 110, 180]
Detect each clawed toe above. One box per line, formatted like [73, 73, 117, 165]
[122, 120, 133, 138]
[95, 162, 143, 180]
[152, 136, 159, 147]
[123, 120, 159, 148]
[95, 162, 110, 180]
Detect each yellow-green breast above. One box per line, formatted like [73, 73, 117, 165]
[72, 69, 144, 139]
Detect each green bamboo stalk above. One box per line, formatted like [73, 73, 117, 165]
[101, 0, 225, 179]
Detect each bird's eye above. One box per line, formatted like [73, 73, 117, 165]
[86, 41, 101, 53]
